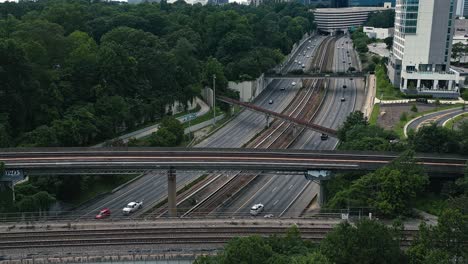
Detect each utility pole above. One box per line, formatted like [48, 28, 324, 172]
[212, 74, 217, 125]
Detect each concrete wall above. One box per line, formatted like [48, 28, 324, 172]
[228, 73, 272, 102]
[165, 98, 197, 115]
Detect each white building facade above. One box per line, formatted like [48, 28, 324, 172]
[387, 0, 459, 98]
[313, 6, 392, 34]
[363, 26, 394, 39]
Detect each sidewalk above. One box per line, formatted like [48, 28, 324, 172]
[362, 74, 376, 118]
[375, 98, 466, 105]
[93, 98, 210, 147]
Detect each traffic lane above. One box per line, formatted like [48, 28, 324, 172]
[407, 107, 467, 131]
[283, 36, 322, 73]
[282, 180, 320, 217]
[78, 171, 197, 220]
[436, 109, 468, 126]
[213, 174, 276, 216]
[229, 174, 296, 217]
[198, 79, 300, 148]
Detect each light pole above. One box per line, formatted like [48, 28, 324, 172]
[212, 74, 216, 125]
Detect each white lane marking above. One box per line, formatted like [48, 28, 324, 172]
[272, 187, 278, 192]
[288, 184, 294, 190]
[273, 200, 279, 205]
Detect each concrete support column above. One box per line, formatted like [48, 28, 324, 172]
[318, 180, 325, 207]
[433, 80, 439, 90]
[265, 115, 270, 128]
[416, 79, 421, 89]
[167, 167, 177, 217]
[448, 80, 453, 90]
[403, 78, 408, 89]
[292, 125, 297, 137]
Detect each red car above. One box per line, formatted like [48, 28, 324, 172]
[95, 208, 111, 219]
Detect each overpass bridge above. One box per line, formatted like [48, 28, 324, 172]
[217, 96, 337, 136]
[1, 148, 465, 216]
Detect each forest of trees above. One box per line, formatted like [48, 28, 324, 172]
[0, 0, 314, 148]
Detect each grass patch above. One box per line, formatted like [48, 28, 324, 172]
[413, 193, 448, 217]
[444, 113, 468, 130]
[396, 104, 464, 138]
[369, 104, 380, 125]
[72, 175, 138, 206]
[375, 64, 405, 100]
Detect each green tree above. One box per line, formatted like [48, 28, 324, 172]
[407, 209, 468, 264]
[408, 123, 459, 153]
[321, 220, 403, 264]
[337, 111, 368, 141]
[384, 36, 393, 49]
[327, 151, 428, 217]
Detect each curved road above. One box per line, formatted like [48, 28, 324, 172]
[405, 107, 468, 136]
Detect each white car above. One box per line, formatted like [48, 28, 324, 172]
[122, 201, 143, 215]
[250, 204, 264, 216]
[291, 81, 297, 86]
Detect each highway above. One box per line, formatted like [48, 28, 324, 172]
[59, 34, 324, 219]
[212, 35, 367, 218]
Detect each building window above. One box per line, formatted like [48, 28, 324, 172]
[418, 64, 432, 72]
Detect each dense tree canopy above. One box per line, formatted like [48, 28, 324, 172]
[0, 0, 314, 148]
[365, 10, 395, 28]
[327, 151, 428, 217]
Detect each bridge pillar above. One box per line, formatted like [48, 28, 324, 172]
[318, 180, 326, 207]
[265, 114, 270, 128]
[167, 167, 177, 217]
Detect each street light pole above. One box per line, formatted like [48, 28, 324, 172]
[212, 74, 216, 125]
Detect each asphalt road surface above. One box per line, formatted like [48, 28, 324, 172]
[73, 34, 322, 220]
[405, 107, 468, 134]
[214, 35, 367, 218]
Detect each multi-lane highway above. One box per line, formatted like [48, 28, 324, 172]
[63, 34, 324, 219]
[211, 35, 366, 218]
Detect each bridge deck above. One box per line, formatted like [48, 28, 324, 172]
[217, 96, 337, 136]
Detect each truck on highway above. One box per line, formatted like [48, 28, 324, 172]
[122, 201, 143, 215]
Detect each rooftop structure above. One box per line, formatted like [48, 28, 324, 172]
[313, 6, 392, 34]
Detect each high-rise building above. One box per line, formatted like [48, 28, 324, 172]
[387, 0, 459, 98]
[456, 0, 464, 16]
[331, 0, 348, 7]
[464, 0, 468, 16]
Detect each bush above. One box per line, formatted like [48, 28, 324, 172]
[400, 112, 408, 122]
[411, 104, 418, 112]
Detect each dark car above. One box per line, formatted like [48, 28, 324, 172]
[343, 85, 347, 88]
[340, 97, 346, 102]
[95, 208, 111, 219]
[321, 134, 328, 140]
[416, 98, 429, 103]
